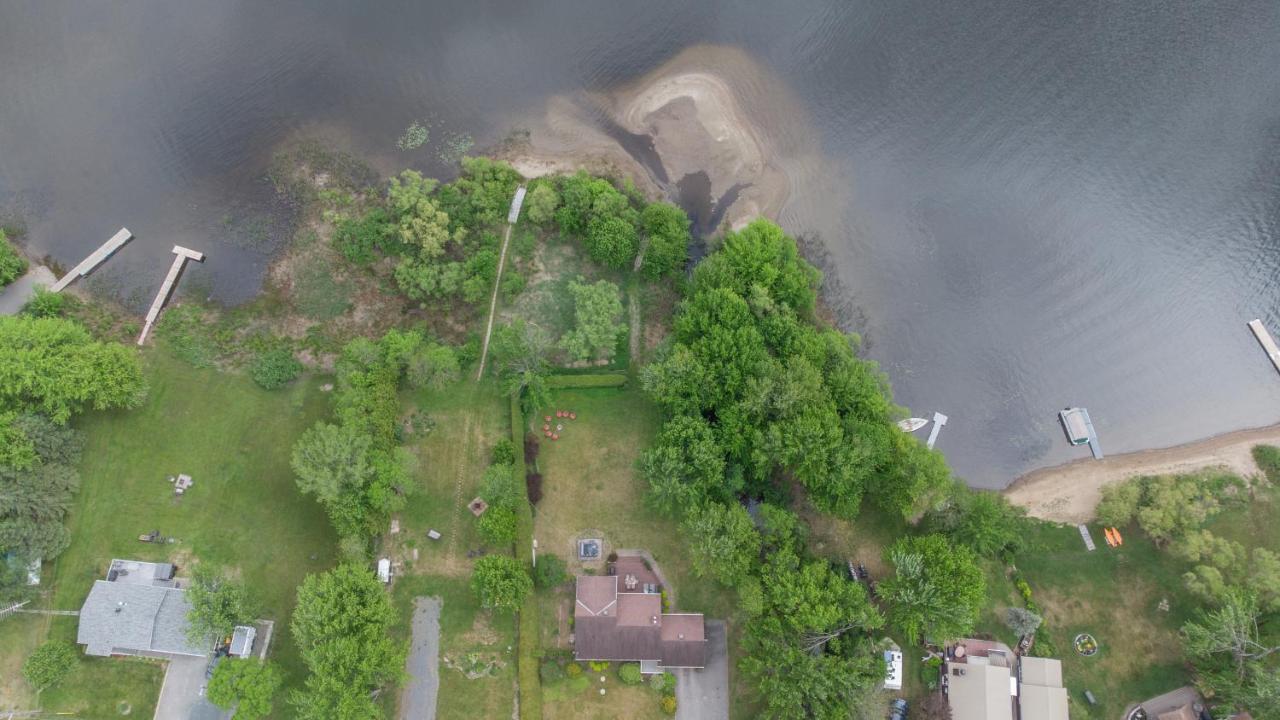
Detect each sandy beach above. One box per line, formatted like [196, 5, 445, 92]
[1003, 423, 1280, 523]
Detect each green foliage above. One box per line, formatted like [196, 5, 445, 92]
[1180, 589, 1279, 717]
[565, 661, 582, 678]
[661, 695, 678, 715]
[491, 438, 517, 465]
[22, 641, 77, 692]
[880, 534, 985, 644]
[207, 659, 282, 719]
[639, 202, 691, 279]
[588, 660, 610, 672]
[22, 288, 68, 318]
[0, 230, 27, 287]
[640, 415, 730, 517]
[739, 618, 883, 720]
[446, 157, 523, 229]
[618, 663, 643, 685]
[585, 216, 639, 269]
[1004, 606, 1043, 636]
[925, 488, 1027, 557]
[555, 172, 637, 238]
[558, 278, 625, 362]
[478, 505, 518, 545]
[293, 254, 352, 320]
[1177, 530, 1280, 611]
[532, 553, 568, 589]
[1096, 479, 1143, 528]
[648, 671, 674, 692]
[388, 170, 453, 253]
[682, 502, 761, 586]
[290, 564, 404, 719]
[155, 304, 224, 367]
[249, 347, 302, 390]
[0, 316, 146, 423]
[1100, 473, 1236, 545]
[471, 555, 532, 610]
[1252, 444, 1280, 483]
[539, 660, 566, 684]
[525, 183, 560, 225]
[185, 565, 255, 642]
[406, 342, 461, 390]
[333, 207, 394, 264]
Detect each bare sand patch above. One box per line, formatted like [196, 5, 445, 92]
[1004, 423, 1280, 523]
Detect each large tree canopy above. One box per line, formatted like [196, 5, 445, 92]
[640, 219, 950, 519]
[880, 534, 986, 644]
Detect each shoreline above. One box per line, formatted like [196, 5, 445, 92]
[1003, 422, 1280, 523]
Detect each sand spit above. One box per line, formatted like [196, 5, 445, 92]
[1003, 423, 1280, 523]
[502, 45, 822, 233]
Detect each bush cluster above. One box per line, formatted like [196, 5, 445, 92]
[249, 347, 303, 389]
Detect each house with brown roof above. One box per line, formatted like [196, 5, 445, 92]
[572, 560, 707, 671]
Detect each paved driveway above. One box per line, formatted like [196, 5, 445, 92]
[154, 656, 230, 720]
[400, 596, 442, 720]
[675, 619, 728, 720]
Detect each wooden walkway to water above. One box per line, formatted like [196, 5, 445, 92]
[1248, 319, 1280, 374]
[50, 227, 133, 291]
[137, 245, 204, 345]
[926, 412, 948, 449]
[476, 185, 527, 379]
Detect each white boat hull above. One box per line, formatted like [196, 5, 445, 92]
[897, 417, 929, 433]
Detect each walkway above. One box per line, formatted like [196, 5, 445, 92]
[475, 185, 526, 379]
[399, 597, 442, 720]
[0, 266, 55, 315]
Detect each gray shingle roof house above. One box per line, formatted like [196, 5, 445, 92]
[76, 559, 209, 659]
[572, 574, 707, 670]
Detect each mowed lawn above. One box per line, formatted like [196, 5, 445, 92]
[530, 385, 741, 717]
[384, 379, 517, 720]
[0, 350, 338, 716]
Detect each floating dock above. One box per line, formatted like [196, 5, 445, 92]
[1247, 319, 1280, 375]
[137, 246, 204, 346]
[925, 412, 948, 450]
[1060, 407, 1103, 459]
[50, 227, 133, 292]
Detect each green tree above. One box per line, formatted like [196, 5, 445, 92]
[682, 503, 760, 586]
[926, 488, 1026, 557]
[639, 415, 730, 517]
[559, 278, 624, 362]
[0, 316, 146, 423]
[639, 202, 691, 278]
[387, 170, 454, 254]
[880, 534, 985, 644]
[21, 641, 77, 692]
[1004, 607, 1043, 637]
[1135, 474, 1223, 544]
[1181, 590, 1279, 716]
[740, 618, 883, 720]
[585, 216, 638, 269]
[186, 566, 254, 642]
[290, 422, 376, 537]
[525, 183, 559, 225]
[290, 564, 404, 720]
[406, 343, 460, 390]
[0, 230, 27, 287]
[478, 505, 518, 545]
[471, 555, 532, 610]
[207, 659, 283, 719]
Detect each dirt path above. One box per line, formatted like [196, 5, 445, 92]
[476, 221, 514, 380]
[627, 281, 641, 365]
[1004, 422, 1280, 522]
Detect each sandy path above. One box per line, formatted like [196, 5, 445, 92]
[1003, 423, 1280, 522]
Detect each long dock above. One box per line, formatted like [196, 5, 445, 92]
[137, 246, 204, 346]
[1248, 319, 1280, 374]
[50, 227, 133, 292]
[1083, 408, 1103, 459]
[926, 412, 948, 449]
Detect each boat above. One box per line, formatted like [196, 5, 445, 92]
[1110, 527, 1123, 546]
[1059, 408, 1091, 446]
[897, 417, 929, 433]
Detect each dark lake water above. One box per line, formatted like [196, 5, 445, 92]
[2, 0, 1279, 486]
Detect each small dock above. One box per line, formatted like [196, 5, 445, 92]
[925, 411, 948, 450]
[50, 227, 133, 292]
[1061, 407, 1103, 459]
[1078, 524, 1097, 552]
[137, 245, 204, 346]
[1247, 319, 1280, 375]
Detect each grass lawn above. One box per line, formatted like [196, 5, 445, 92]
[540, 664, 667, 720]
[528, 384, 741, 716]
[381, 379, 516, 718]
[1007, 522, 1197, 719]
[0, 349, 339, 716]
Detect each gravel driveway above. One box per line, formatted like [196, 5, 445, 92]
[675, 619, 728, 720]
[400, 596, 442, 720]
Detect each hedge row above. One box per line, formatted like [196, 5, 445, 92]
[545, 373, 627, 389]
[511, 393, 542, 720]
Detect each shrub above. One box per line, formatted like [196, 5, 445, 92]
[491, 438, 516, 465]
[565, 662, 583, 678]
[524, 434, 540, 463]
[334, 207, 393, 264]
[533, 553, 568, 589]
[660, 695, 678, 715]
[588, 660, 610, 672]
[648, 671, 673, 692]
[0, 230, 27, 287]
[1253, 444, 1280, 484]
[23, 288, 67, 318]
[618, 663, 643, 685]
[478, 506, 518, 545]
[407, 343, 461, 390]
[471, 555, 532, 610]
[249, 347, 303, 389]
[539, 660, 566, 684]
[22, 641, 78, 692]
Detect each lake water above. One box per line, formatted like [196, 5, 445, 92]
[2, 0, 1278, 486]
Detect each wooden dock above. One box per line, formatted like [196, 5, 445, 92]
[136, 245, 204, 346]
[50, 227, 133, 292]
[925, 411, 948, 450]
[1078, 524, 1097, 552]
[1082, 408, 1103, 459]
[1248, 319, 1280, 374]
